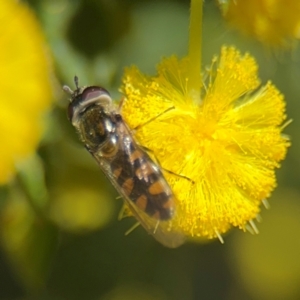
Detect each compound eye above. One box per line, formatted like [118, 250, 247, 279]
[67, 86, 111, 122]
[81, 86, 110, 104]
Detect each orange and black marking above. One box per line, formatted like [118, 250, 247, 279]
[110, 141, 175, 220]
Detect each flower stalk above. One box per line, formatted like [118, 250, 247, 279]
[188, 0, 203, 95]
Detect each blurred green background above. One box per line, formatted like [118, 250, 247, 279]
[1, 0, 300, 299]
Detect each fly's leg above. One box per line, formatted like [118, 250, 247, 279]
[133, 106, 175, 131]
[140, 145, 195, 184]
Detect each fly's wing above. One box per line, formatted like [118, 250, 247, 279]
[92, 152, 185, 248]
[123, 198, 186, 248]
[90, 139, 185, 247]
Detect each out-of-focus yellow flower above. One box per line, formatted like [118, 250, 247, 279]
[50, 185, 114, 232]
[229, 188, 300, 299]
[220, 0, 300, 47]
[120, 46, 290, 241]
[0, 0, 52, 184]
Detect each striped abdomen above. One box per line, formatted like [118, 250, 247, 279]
[110, 142, 175, 220]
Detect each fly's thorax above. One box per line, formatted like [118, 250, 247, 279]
[67, 85, 120, 155]
[77, 106, 119, 156]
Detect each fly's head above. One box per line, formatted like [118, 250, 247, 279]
[63, 77, 117, 153]
[63, 77, 112, 126]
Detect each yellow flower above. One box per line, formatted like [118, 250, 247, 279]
[120, 46, 290, 241]
[0, 0, 52, 184]
[220, 0, 300, 47]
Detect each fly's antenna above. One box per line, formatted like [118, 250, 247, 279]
[74, 75, 79, 91]
[62, 85, 74, 97]
[63, 75, 80, 99]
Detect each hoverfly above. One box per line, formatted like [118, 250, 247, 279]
[63, 77, 185, 248]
